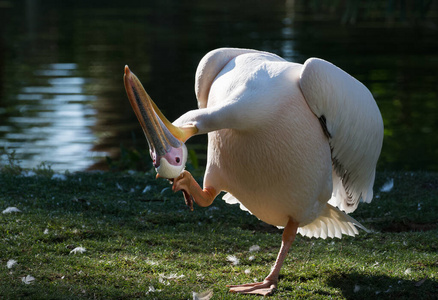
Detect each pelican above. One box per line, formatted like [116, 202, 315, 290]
[124, 48, 383, 296]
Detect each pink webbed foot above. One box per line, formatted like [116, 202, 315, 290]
[227, 279, 277, 296]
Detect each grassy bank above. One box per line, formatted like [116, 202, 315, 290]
[1, 170, 437, 299]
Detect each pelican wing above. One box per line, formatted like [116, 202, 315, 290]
[299, 58, 383, 213]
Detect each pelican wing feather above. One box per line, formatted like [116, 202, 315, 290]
[297, 204, 366, 239]
[300, 58, 383, 213]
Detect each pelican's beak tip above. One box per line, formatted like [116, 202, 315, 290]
[124, 65, 130, 76]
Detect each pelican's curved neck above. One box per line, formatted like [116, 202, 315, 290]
[173, 97, 274, 137]
[173, 107, 228, 136]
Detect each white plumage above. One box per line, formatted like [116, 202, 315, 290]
[174, 48, 383, 232]
[124, 47, 383, 295]
[300, 58, 383, 212]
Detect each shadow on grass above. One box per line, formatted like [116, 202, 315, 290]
[326, 272, 438, 300]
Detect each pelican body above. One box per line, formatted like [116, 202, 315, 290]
[124, 48, 383, 296]
[190, 53, 332, 228]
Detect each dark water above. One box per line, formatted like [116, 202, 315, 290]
[0, 0, 437, 172]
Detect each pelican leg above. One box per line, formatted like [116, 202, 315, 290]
[172, 170, 218, 208]
[228, 218, 299, 296]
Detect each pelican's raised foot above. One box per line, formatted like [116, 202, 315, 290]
[227, 279, 277, 296]
[172, 170, 217, 208]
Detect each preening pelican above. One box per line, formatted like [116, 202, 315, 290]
[124, 48, 383, 296]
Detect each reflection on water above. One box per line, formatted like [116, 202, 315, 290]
[0, 1, 437, 172]
[1, 63, 105, 170]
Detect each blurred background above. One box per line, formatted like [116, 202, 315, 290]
[0, 0, 437, 172]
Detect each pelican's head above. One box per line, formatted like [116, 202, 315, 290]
[124, 66, 196, 179]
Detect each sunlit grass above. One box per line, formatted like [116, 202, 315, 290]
[1, 170, 437, 299]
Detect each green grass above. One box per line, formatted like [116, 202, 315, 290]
[0, 170, 437, 299]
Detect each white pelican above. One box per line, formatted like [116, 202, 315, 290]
[123, 48, 383, 296]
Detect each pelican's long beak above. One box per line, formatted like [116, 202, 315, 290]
[124, 65, 195, 178]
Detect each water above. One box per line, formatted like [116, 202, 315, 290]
[0, 1, 437, 172]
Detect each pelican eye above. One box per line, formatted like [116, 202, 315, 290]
[176, 157, 181, 163]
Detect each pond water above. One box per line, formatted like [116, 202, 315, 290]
[0, 0, 437, 172]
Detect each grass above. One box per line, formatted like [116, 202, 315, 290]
[0, 169, 437, 299]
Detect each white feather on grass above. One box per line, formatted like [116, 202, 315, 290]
[380, 178, 394, 192]
[145, 259, 158, 266]
[7, 259, 17, 269]
[146, 285, 161, 294]
[158, 273, 184, 286]
[226, 255, 240, 265]
[159, 273, 185, 280]
[249, 245, 260, 252]
[158, 273, 185, 285]
[192, 289, 213, 300]
[142, 185, 153, 194]
[21, 275, 35, 284]
[69, 247, 86, 254]
[2, 207, 21, 214]
[159, 277, 170, 286]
